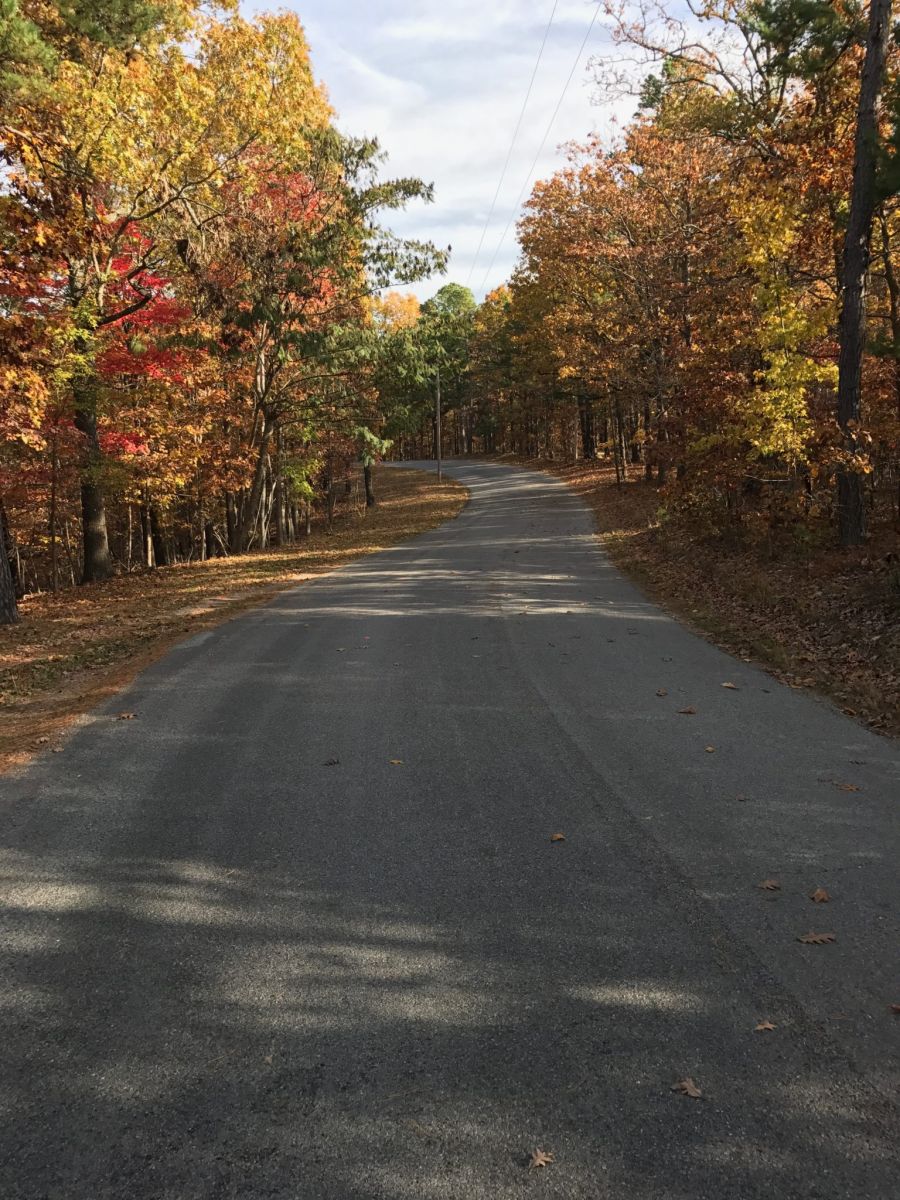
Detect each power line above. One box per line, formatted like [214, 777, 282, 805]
[478, 2, 600, 297]
[465, 1, 559, 287]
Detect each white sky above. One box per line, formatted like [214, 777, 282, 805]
[242, 2, 630, 300]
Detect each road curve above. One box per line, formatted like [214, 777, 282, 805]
[1, 459, 897, 1199]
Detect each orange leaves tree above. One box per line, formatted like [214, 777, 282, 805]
[468, 2, 900, 548]
[1, 6, 444, 607]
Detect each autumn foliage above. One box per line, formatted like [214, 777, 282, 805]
[0, 1, 443, 614]
[460, 5, 900, 555]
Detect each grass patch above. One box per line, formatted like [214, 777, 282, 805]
[0, 466, 466, 770]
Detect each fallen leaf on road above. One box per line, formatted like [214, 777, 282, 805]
[755, 1021, 777, 1032]
[721, 682, 739, 690]
[797, 932, 836, 944]
[550, 832, 566, 843]
[116, 712, 136, 720]
[389, 759, 404, 766]
[890, 1004, 900, 1015]
[656, 688, 668, 697]
[836, 783, 860, 793]
[678, 706, 697, 715]
[810, 887, 830, 903]
[404, 1119, 434, 1139]
[672, 1077, 702, 1098]
[705, 745, 716, 753]
[324, 758, 340, 766]
[758, 879, 781, 891]
[529, 1150, 554, 1170]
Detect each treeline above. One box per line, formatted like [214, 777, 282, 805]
[433, 2, 900, 554]
[0, 0, 445, 622]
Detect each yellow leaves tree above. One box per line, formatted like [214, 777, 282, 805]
[1, 6, 332, 581]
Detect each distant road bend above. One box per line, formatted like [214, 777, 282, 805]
[1, 459, 897, 1199]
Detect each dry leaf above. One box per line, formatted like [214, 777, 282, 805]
[705, 745, 716, 753]
[550, 832, 566, 843]
[836, 783, 860, 793]
[809, 887, 830, 903]
[404, 1119, 434, 1140]
[656, 688, 668, 697]
[116, 712, 136, 721]
[389, 759, 404, 765]
[758, 879, 781, 891]
[721, 682, 739, 690]
[797, 932, 836, 944]
[755, 1021, 777, 1032]
[678, 706, 697, 715]
[671, 1077, 702, 1098]
[529, 1149, 554, 1170]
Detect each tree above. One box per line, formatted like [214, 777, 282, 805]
[1, 8, 330, 580]
[355, 427, 393, 506]
[835, 0, 892, 543]
[0, 512, 17, 623]
[596, 0, 900, 540]
[419, 283, 476, 455]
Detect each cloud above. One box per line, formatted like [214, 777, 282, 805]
[242, 1, 626, 299]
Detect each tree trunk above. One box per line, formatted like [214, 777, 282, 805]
[49, 439, 60, 592]
[0, 503, 18, 624]
[878, 211, 900, 521]
[139, 502, 153, 568]
[836, 0, 891, 545]
[364, 463, 376, 507]
[225, 492, 238, 553]
[150, 506, 170, 567]
[72, 397, 114, 583]
[577, 392, 595, 459]
[274, 431, 285, 547]
[237, 416, 275, 551]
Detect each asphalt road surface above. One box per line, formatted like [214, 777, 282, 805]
[1, 460, 898, 1200]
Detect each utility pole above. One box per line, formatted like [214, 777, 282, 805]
[435, 365, 442, 481]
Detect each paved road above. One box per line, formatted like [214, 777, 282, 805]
[1, 460, 898, 1199]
